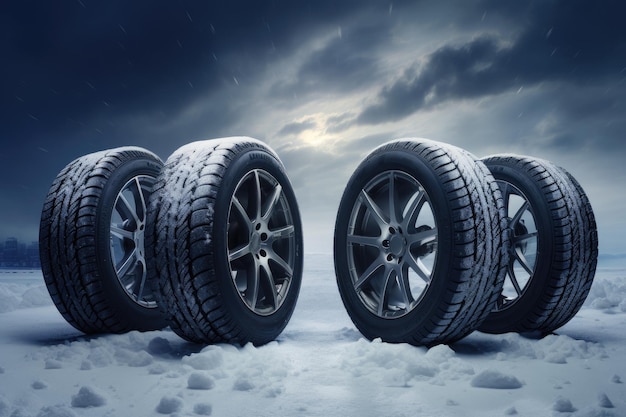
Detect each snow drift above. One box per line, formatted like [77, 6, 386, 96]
[0, 256, 624, 417]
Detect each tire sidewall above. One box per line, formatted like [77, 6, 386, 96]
[212, 147, 303, 344]
[95, 156, 163, 327]
[334, 148, 455, 342]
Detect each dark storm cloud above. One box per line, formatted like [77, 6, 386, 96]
[358, 0, 626, 125]
[270, 20, 391, 99]
[1, 0, 388, 139]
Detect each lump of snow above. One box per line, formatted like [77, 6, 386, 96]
[586, 276, 626, 311]
[147, 337, 173, 355]
[71, 386, 107, 408]
[611, 374, 622, 383]
[341, 338, 436, 383]
[148, 363, 169, 375]
[425, 344, 455, 364]
[44, 359, 63, 369]
[36, 405, 78, 417]
[20, 286, 51, 308]
[552, 397, 576, 412]
[115, 348, 153, 367]
[32, 380, 48, 390]
[406, 362, 438, 378]
[382, 369, 411, 387]
[80, 360, 92, 370]
[233, 377, 255, 391]
[188, 372, 215, 390]
[127, 350, 154, 367]
[263, 385, 285, 398]
[470, 370, 523, 389]
[182, 346, 223, 370]
[598, 393, 614, 408]
[86, 347, 114, 367]
[155, 396, 184, 414]
[504, 407, 518, 415]
[193, 403, 213, 416]
[0, 286, 20, 313]
[544, 352, 568, 364]
[0, 366, 4, 374]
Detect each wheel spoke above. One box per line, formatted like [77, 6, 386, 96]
[360, 190, 388, 229]
[133, 177, 149, 222]
[262, 183, 283, 221]
[396, 264, 414, 307]
[116, 193, 139, 224]
[388, 172, 398, 223]
[261, 262, 279, 309]
[511, 200, 530, 227]
[507, 262, 523, 296]
[246, 263, 261, 308]
[401, 189, 425, 230]
[514, 245, 534, 275]
[270, 225, 295, 241]
[347, 234, 381, 248]
[268, 249, 293, 277]
[514, 231, 538, 244]
[116, 248, 138, 279]
[405, 254, 431, 283]
[354, 257, 385, 290]
[407, 227, 437, 247]
[229, 243, 251, 262]
[111, 224, 134, 240]
[254, 170, 263, 221]
[231, 196, 253, 232]
[378, 266, 395, 316]
[134, 262, 148, 302]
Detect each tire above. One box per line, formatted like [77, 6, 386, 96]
[479, 155, 598, 335]
[39, 147, 166, 334]
[147, 137, 303, 346]
[333, 139, 508, 346]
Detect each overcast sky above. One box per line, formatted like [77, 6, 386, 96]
[1, 0, 625, 255]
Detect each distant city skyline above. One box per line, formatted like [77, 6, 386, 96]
[0, 236, 40, 268]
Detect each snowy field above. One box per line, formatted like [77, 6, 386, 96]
[1, 254, 625, 417]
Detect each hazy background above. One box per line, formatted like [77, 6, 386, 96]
[1, 0, 624, 256]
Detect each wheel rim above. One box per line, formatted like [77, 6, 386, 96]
[110, 175, 157, 308]
[496, 179, 538, 311]
[227, 169, 297, 316]
[346, 170, 438, 319]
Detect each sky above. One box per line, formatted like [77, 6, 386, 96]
[1, 0, 625, 256]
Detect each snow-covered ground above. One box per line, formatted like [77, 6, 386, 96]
[1, 254, 625, 417]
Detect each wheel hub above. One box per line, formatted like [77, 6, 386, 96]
[389, 234, 407, 257]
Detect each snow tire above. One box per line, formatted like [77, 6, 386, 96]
[479, 155, 598, 335]
[39, 147, 166, 334]
[147, 137, 303, 346]
[333, 139, 508, 346]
